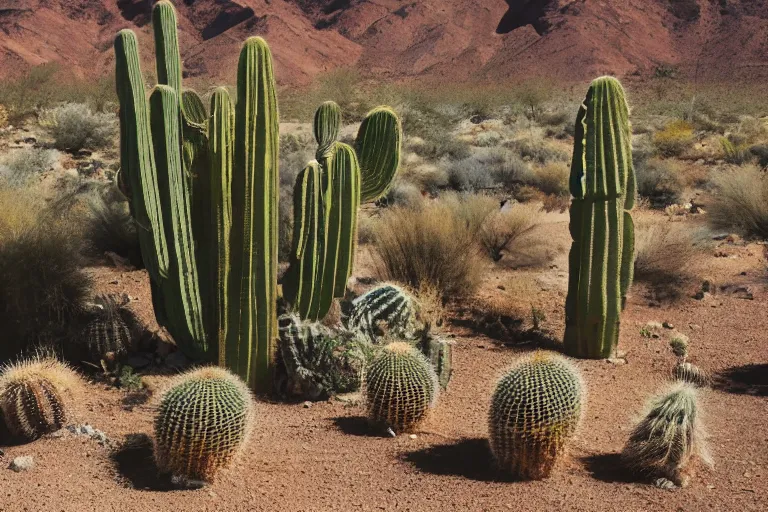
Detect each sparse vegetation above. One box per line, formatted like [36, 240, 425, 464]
[708, 165, 768, 239]
[478, 202, 539, 262]
[634, 217, 711, 284]
[653, 120, 695, 157]
[0, 147, 59, 188]
[635, 158, 684, 207]
[44, 103, 117, 152]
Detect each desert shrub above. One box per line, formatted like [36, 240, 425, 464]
[720, 137, 753, 165]
[735, 116, 767, 144]
[539, 109, 571, 127]
[532, 163, 570, 196]
[370, 199, 484, 299]
[442, 192, 497, 234]
[506, 134, 569, 165]
[516, 80, 552, 120]
[490, 153, 534, 189]
[0, 147, 59, 187]
[83, 185, 141, 266]
[653, 120, 694, 157]
[357, 213, 378, 245]
[45, 103, 117, 152]
[635, 158, 684, 207]
[407, 163, 449, 192]
[385, 181, 424, 207]
[447, 157, 496, 192]
[749, 144, 768, 167]
[0, 192, 91, 360]
[412, 136, 472, 161]
[634, 217, 711, 284]
[475, 131, 503, 147]
[479, 202, 539, 262]
[708, 165, 768, 239]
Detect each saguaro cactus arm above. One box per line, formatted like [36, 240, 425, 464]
[355, 106, 402, 203]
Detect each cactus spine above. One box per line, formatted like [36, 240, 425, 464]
[114, 2, 279, 392]
[564, 76, 636, 359]
[0, 358, 82, 441]
[363, 342, 438, 433]
[622, 383, 712, 487]
[488, 352, 585, 480]
[154, 367, 255, 484]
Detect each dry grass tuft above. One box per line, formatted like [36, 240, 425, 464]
[653, 120, 695, 157]
[708, 165, 768, 240]
[479, 202, 539, 262]
[634, 216, 712, 285]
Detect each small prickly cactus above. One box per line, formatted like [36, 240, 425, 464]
[669, 336, 689, 358]
[154, 367, 255, 485]
[364, 342, 438, 433]
[622, 383, 712, 487]
[83, 294, 135, 364]
[348, 284, 417, 343]
[488, 351, 585, 480]
[0, 358, 82, 441]
[419, 335, 453, 390]
[276, 313, 371, 400]
[672, 362, 710, 388]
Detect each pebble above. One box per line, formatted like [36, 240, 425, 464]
[303, 401, 312, 409]
[9, 456, 34, 472]
[662, 322, 674, 329]
[409, 434, 417, 440]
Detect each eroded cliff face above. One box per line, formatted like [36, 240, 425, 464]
[1, 0, 767, 85]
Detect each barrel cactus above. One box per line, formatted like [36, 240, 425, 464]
[488, 351, 585, 480]
[364, 342, 438, 433]
[0, 358, 82, 441]
[347, 284, 418, 343]
[276, 313, 371, 400]
[114, 1, 278, 391]
[564, 76, 636, 359]
[82, 294, 135, 365]
[622, 383, 712, 487]
[154, 367, 255, 485]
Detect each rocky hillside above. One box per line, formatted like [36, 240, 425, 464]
[1, 0, 767, 86]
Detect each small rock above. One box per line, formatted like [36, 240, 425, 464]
[689, 324, 701, 331]
[386, 428, 397, 438]
[48, 429, 66, 439]
[607, 357, 627, 365]
[80, 425, 96, 436]
[662, 322, 674, 329]
[497, 285, 505, 291]
[302, 401, 312, 409]
[9, 456, 34, 472]
[109, 280, 120, 285]
[409, 434, 417, 439]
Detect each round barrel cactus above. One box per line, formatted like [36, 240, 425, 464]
[488, 351, 585, 480]
[364, 342, 438, 433]
[672, 362, 709, 388]
[347, 283, 417, 343]
[154, 367, 255, 485]
[0, 357, 82, 441]
[83, 294, 134, 364]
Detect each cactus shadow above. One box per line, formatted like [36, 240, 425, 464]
[110, 433, 175, 491]
[402, 438, 510, 482]
[331, 416, 383, 437]
[581, 453, 637, 483]
[713, 363, 768, 397]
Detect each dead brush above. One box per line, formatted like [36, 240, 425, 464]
[479, 202, 539, 262]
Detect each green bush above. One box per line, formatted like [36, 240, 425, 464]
[653, 120, 694, 157]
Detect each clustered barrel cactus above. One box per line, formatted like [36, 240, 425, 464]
[154, 367, 255, 485]
[347, 283, 417, 343]
[115, 2, 401, 391]
[282, 103, 402, 322]
[364, 342, 438, 433]
[0, 357, 82, 441]
[564, 76, 636, 359]
[622, 383, 712, 488]
[488, 351, 585, 480]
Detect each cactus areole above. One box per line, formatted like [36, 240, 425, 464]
[564, 76, 636, 359]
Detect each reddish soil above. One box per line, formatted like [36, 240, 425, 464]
[1, 214, 766, 511]
[2, 1, 768, 86]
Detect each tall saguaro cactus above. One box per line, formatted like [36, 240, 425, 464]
[114, 1, 279, 392]
[564, 76, 636, 359]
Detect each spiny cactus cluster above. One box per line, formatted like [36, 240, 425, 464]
[488, 351, 585, 480]
[276, 313, 371, 400]
[282, 103, 402, 322]
[0, 357, 82, 441]
[673, 362, 710, 388]
[364, 342, 438, 433]
[115, 2, 401, 390]
[154, 367, 255, 485]
[622, 383, 712, 487]
[82, 294, 135, 365]
[347, 284, 417, 343]
[564, 76, 636, 359]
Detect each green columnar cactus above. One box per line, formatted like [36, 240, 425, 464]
[276, 313, 370, 400]
[488, 351, 585, 480]
[313, 101, 341, 157]
[208, 88, 234, 366]
[115, 3, 281, 392]
[0, 358, 82, 441]
[348, 284, 417, 343]
[283, 162, 325, 319]
[154, 367, 255, 485]
[363, 342, 438, 433]
[419, 336, 453, 390]
[622, 383, 712, 487]
[83, 294, 134, 365]
[226, 37, 280, 391]
[564, 76, 636, 359]
[355, 107, 402, 202]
